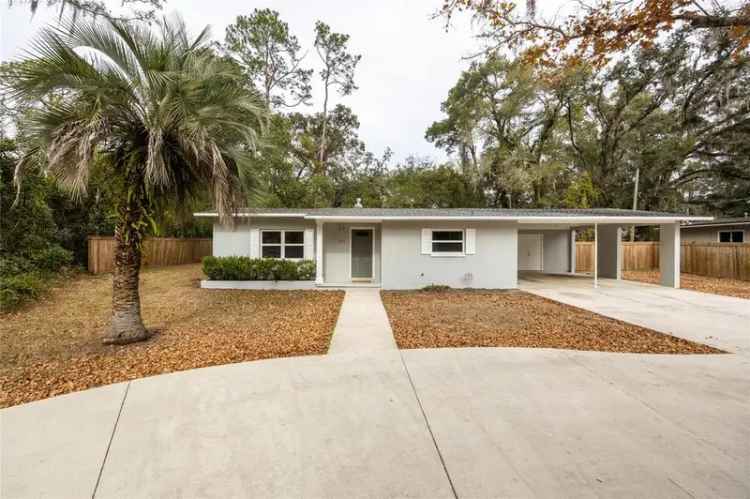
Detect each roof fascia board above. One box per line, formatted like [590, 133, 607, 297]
[193, 212, 307, 218]
[304, 217, 384, 223]
[519, 224, 580, 230]
[517, 216, 713, 224]
[682, 221, 749, 229]
[194, 212, 713, 224]
[306, 215, 712, 223]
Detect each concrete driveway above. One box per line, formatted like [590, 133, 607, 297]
[519, 273, 750, 355]
[3, 285, 749, 498]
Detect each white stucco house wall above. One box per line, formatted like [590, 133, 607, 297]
[195, 208, 711, 290]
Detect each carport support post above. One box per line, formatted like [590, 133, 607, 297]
[596, 225, 623, 280]
[569, 229, 577, 273]
[315, 220, 324, 285]
[659, 222, 681, 288]
[593, 224, 598, 288]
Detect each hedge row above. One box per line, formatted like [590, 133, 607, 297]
[202, 256, 316, 281]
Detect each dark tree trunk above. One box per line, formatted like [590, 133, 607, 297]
[103, 185, 150, 345]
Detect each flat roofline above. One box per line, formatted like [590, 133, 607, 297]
[682, 221, 750, 229]
[194, 212, 308, 218]
[194, 212, 713, 224]
[306, 216, 712, 223]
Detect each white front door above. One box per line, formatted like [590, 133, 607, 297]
[518, 234, 543, 271]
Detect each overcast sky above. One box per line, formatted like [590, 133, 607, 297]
[1, 1, 489, 164]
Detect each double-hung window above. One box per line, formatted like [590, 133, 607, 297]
[261, 230, 305, 259]
[431, 230, 464, 255]
[718, 230, 744, 243]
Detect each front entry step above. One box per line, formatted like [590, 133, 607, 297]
[317, 282, 382, 288]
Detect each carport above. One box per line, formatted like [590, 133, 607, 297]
[516, 212, 706, 289]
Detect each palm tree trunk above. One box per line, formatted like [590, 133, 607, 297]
[103, 204, 149, 345]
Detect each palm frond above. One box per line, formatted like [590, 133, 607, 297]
[5, 14, 269, 221]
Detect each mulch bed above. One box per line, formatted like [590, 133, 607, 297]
[623, 271, 750, 300]
[0, 264, 343, 408]
[381, 289, 723, 354]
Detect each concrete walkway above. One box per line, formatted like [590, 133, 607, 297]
[328, 288, 397, 354]
[3, 285, 749, 498]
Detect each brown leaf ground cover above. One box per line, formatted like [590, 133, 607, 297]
[381, 290, 723, 354]
[1, 264, 343, 408]
[623, 271, 750, 300]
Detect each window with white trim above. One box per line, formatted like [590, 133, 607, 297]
[719, 230, 744, 243]
[431, 230, 464, 255]
[261, 230, 305, 259]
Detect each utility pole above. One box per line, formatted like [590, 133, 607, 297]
[630, 167, 639, 242]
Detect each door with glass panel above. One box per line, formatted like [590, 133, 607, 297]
[350, 229, 373, 280]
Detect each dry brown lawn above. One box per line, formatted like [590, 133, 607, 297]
[623, 271, 750, 300]
[381, 290, 722, 354]
[0, 264, 343, 408]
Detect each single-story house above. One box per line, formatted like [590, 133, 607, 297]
[194, 208, 711, 289]
[681, 217, 748, 243]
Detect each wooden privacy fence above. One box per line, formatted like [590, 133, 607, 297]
[88, 236, 212, 274]
[576, 242, 659, 273]
[681, 242, 750, 281]
[575, 241, 750, 281]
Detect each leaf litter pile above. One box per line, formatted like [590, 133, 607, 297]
[1, 264, 343, 408]
[381, 289, 723, 354]
[623, 271, 750, 300]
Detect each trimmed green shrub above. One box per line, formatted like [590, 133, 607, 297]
[421, 284, 451, 292]
[201, 255, 223, 280]
[297, 260, 316, 280]
[201, 256, 316, 281]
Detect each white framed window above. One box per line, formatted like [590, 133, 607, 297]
[430, 229, 464, 256]
[421, 228, 476, 257]
[718, 230, 744, 243]
[261, 230, 305, 259]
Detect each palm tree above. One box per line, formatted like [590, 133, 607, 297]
[4, 16, 267, 344]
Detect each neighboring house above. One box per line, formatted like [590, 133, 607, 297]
[681, 217, 749, 243]
[195, 208, 710, 289]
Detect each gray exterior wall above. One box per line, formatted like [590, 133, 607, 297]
[322, 223, 381, 284]
[681, 224, 747, 242]
[519, 230, 572, 274]
[380, 221, 517, 289]
[213, 219, 576, 289]
[212, 218, 382, 284]
[213, 220, 252, 257]
[212, 217, 315, 258]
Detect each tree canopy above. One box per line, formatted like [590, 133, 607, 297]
[439, 0, 750, 67]
[223, 9, 313, 108]
[425, 26, 750, 215]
